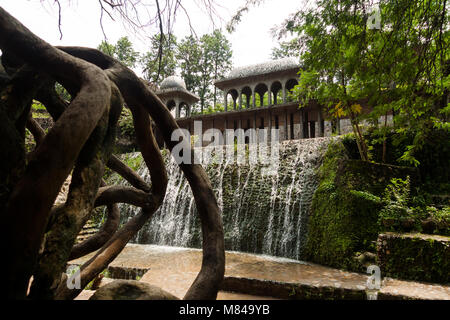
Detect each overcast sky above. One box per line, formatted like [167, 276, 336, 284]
[1, 1, 305, 74]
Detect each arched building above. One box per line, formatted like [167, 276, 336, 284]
[156, 76, 199, 119]
[157, 58, 382, 145]
[172, 58, 328, 144]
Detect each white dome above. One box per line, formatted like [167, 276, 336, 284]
[160, 76, 186, 90]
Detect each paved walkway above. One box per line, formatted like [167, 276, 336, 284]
[70, 244, 450, 300]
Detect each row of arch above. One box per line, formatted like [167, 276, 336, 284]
[167, 100, 192, 118]
[224, 78, 299, 111]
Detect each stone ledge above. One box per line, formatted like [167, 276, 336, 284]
[377, 232, 450, 284]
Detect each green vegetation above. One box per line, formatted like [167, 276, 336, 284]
[275, 0, 449, 165]
[304, 139, 418, 272]
[98, 30, 233, 114]
[378, 233, 449, 283]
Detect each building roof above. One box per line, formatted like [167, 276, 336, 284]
[215, 58, 300, 87]
[160, 76, 187, 90]
[156, 75, 199, 103]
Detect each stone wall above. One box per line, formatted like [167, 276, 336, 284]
[377, 232, 450, 284]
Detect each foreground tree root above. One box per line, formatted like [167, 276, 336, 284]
[0, 7, 224, 300]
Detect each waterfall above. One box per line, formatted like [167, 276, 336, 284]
[111, 138, 333, 260]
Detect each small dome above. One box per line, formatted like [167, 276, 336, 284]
[160, 76, 186, 90]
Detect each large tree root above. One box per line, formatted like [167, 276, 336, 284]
[0, 6, 224, 300]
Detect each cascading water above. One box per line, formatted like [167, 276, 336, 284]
[111, 138, 333, 260]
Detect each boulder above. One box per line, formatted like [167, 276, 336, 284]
[89, 279, 179, 300]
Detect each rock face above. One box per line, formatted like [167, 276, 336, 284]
[303, 140, 419, 272]
[89, 280, 179, 300]
[377, 232, 450, 284]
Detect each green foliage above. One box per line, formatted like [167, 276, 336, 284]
[98, 36, 139, 69]
[304, 139, 417, 272]
[140, 34, 178, 83]
[378, 233, 450, 284]
[176, 35, 202, 93]
[117, 108, 134, 139]
[271, 38, 301, 59]
[190, 29, 233, 112]
[84, 269, 111, 290]
[282, 0, 448, 163]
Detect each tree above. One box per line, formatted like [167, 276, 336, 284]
[282, 0, 448, 163]
[176, 35, 202, 93]
[140, 34, 178, 83]
[271, 38, 301, 59]
[98, 36, 139, 69]
[197, 30, 233, 112]
[175, 30, 232, 113]
[0, 6, 224, 300]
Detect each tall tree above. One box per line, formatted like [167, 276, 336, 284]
[176, 35, 202, 93]
[198, 30, 233, 112]
[98, 36, 139, 69]
[284, 0, 448, 163]
[271, 38, 301, 59]
[140, 34, 178, 83]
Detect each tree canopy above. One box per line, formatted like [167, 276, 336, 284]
[277, 0, 449, 164]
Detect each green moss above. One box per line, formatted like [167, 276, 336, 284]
[304, 140, 418, 272]
[378, 233, 450, 284]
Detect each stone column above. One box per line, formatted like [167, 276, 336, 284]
[267, 84, 272, 106]
[176, 101, 180, 118]
[224, 91, 228, 112]
[238, 89, 242, 110]
[282, 81, 287, 104]
[252, 87, 256, 108]
[318, 107, 325, 137]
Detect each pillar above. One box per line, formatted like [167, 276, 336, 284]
[318, 108, 325, 137]
[238, 89, 242, 110]
[224, 91, 228, 112]
[282, 81, 287, 104]
[299, 109, 304, 139]
[267, 84, 272, 106]
[252, 87, 256, 108]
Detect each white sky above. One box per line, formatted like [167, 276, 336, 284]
[1, 0, 305, 73]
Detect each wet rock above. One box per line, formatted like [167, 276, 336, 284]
[90, 280, 179, 300]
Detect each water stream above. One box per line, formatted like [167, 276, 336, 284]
[113, 138, 332, 260]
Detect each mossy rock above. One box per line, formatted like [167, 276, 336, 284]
[304, 140, 419, 272]
[377, 232, 450, 284]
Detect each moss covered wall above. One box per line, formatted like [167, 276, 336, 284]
[304, 140, 419, 272]
[377, 232, 449, 284]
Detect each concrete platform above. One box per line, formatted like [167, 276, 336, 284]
[69, 244, 450, 300]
